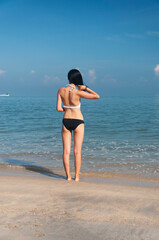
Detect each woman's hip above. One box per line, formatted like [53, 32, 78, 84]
[63, 118, 84, 132]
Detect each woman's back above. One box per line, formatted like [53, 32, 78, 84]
[60, 85, 83, 119]
[60, 86, 80, 107]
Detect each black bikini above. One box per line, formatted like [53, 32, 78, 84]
[63, 119, 84, 132]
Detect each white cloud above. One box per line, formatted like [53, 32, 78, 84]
[44, 75, 51, 85]
[126, 33, 144, 39]
[30, 70, 36, 74]
[139, 76, 148, 83]
[154, 64, 159, 76]
[105, 35, 125, 43]
[147, 31, 159, 36]
[43, 75, 61, 85]
[0, 70, 6, 75]
[105, 33, 145, 42]
[88, 69, 96, 83]
[105, 35, 120, 41]
[101, 74, 117, 84]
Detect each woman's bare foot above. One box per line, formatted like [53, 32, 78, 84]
[67, 176, 72, 181]
[75, 178, 79, 182]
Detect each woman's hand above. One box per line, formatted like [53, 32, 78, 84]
[78, 85, 87, 91]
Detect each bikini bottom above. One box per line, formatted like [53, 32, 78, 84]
[63, 118, 84, 132]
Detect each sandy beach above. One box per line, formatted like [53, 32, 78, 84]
[0, 167, 159, 240]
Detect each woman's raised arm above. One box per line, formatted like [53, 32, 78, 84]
[77, 85, 100, 99]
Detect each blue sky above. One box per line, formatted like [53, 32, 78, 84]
[0, 0, 159, 96]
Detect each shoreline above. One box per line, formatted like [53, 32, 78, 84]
[1, 152, 159, 177]
[0, 163, 159, 188]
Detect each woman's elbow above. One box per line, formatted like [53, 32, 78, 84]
[95, 94, 100, 99]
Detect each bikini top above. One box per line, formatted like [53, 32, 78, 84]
[63, 103, 81, 109]
[63, 84, 81, 109]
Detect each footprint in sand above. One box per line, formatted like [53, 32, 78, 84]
[35, 233, 45, 237]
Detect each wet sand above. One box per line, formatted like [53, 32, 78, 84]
[0, 167, 159, 240]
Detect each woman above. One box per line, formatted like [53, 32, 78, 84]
[56, 69, 100, 181]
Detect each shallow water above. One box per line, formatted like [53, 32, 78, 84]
[0, 95, 159, 176]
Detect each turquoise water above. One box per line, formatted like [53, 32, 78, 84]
[0, 96, 159, 176]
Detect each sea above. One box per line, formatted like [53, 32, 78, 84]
[0, 95, 159, 177]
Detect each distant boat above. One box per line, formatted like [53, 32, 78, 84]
[0, 93, 10, 96]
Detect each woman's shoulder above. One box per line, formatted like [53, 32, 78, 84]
[58, 87, 65, 93]
[58, 86, 79, 96]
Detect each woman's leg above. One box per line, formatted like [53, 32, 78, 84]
[73, 124, 84, 181]
[62, 125, 72, 180]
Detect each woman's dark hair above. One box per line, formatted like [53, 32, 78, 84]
[68, 69, 84, 85]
